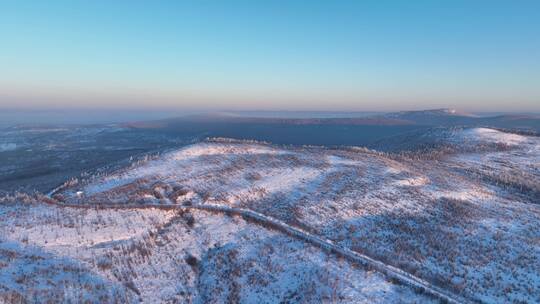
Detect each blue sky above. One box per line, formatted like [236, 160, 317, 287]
[1, 0, 539, 111]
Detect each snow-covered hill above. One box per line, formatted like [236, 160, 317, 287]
[1, 127, 538, 303]
[380, 109, 540, 131]
[0, 198, 434, 303]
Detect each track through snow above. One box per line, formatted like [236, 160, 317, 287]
[42, 196, 470, 304]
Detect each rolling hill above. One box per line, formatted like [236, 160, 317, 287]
[2, 127, 538, 303]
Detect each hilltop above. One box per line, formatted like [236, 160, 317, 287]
[1, 127, 538, 303]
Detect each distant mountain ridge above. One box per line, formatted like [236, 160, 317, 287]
[386, 108, 477, 117]
[125, 108, 540, 132]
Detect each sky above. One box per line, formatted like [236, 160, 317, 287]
[1, 0, 539, 112]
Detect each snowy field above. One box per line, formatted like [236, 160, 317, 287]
[0, 200, 433, 303]
[1, 127, 539, 303]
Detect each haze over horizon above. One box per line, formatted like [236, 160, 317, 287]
[1, 1, 539, 112]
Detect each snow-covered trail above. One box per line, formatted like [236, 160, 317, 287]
[40, 196, 470, 304]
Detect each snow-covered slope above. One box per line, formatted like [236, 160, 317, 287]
[0, 199, 432, 303]
[458, 127, 527, 145]
[2, 127, 538, 303]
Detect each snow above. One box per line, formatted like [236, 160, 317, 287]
[170, 143, 286, 160]
[459, 127, 528, 146]
[0, 202, 433, 303]
[2, 127, 539, 303]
